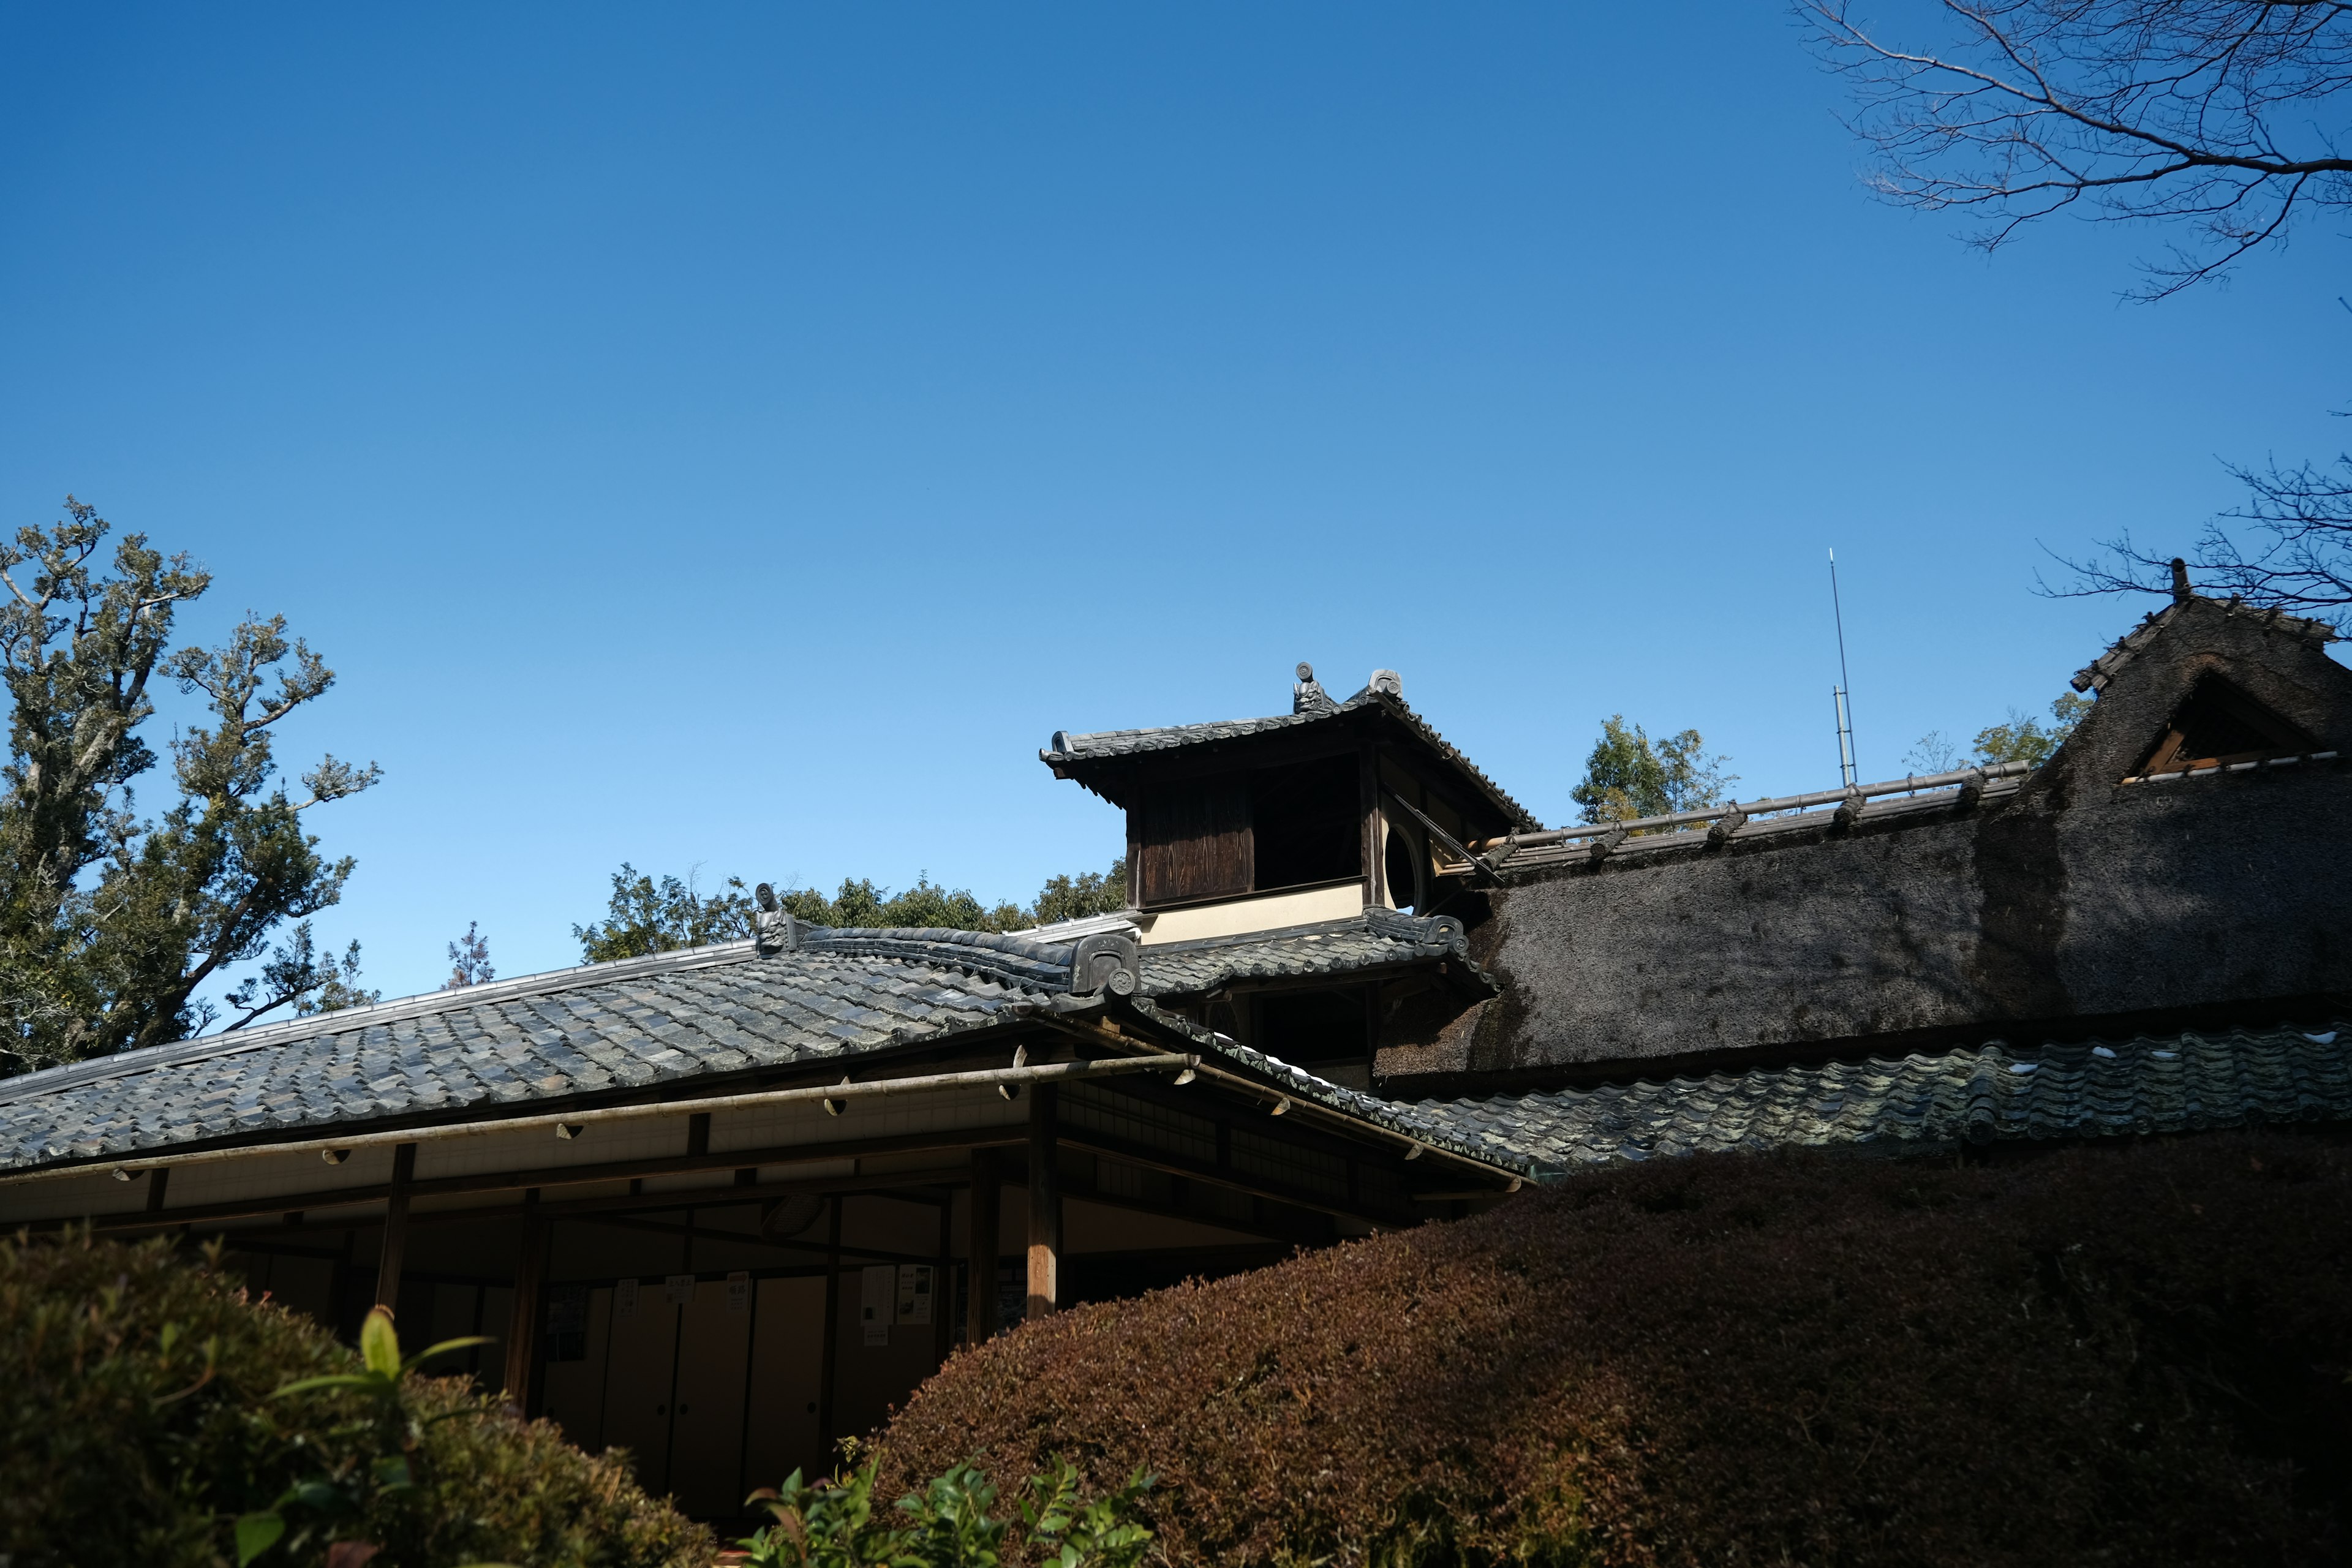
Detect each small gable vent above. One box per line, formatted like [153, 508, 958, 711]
[2136, 676, 2314, 775]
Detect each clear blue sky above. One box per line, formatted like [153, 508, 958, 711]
[2, 4, 2343, 1005]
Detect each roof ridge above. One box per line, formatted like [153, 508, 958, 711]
[1044, 687, 1540, 832]
[2071, 592, 2336, 695]
[0, 940, 768, 1106]
[0, 918, 1138, 1109]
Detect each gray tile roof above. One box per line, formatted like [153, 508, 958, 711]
[1414, 1023, 2352, 1173]
[1118, 995, 1536, 1176]
[0, 922, 1531, 1181]
[1044, 686, 1542, 832]
[1137, 908, 1491, 998]
[0, 937, 1076, 1174]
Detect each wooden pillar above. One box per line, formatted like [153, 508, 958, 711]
[501, 1190, 549, 1411]
[372, 1142, 417, 1313]
[145, 1166, 170, 1214]
[1027, 1085, 1061, 1321]
[1358, 744, 1384, 908]
[1363, 984, 1382, 1085]
[816, 1195, 843, 1463]
[933, 1197, 955, 1365]
[966, 1148, 1000, 1344]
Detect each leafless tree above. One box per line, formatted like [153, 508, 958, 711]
[2041, 451, 2352, 625]
[1801, 1, 2352, 298]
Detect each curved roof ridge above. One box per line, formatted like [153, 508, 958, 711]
[1046, 686, 1540, 831]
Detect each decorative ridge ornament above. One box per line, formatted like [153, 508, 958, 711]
[1292, 661, 1334, 715]
[752, 883, 804, 955]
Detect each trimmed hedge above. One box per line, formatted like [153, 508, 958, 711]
[0, 1227, 715, 1568]
[878, 1131, 2352, 1567]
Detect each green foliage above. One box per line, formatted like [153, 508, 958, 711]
[573, 866, 755, 963]
[1972, 691, 2092, 767]
[778, 876, 1024, 935]
[233, 1305, 494, 1566]
[0, 1226, 713, 1568]
[576, 860, 1129, 962]
[1569, 717, 1735, 827]
[444, 921, 496, 989]
[738, 1456, 1153, 1568]
[1906, 692, 2092, 775]
[0, 500, 381, 1072]
[1020, 862, 1127, 929]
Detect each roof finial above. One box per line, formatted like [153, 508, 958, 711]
[1293, 662, 1333, 715]
[1369, 669, 1403, 698]
[2170, 557, 2192, 604]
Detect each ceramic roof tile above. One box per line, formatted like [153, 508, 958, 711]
[0, 918, 1533, 1182]
[1414, 1023, 2352, 1171]
[1136, 908, 1491, 998]
[1045, 687, 1541, 831]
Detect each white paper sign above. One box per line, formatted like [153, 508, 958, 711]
[614, 1278, 639, 1321]
[726, 1270, 751, 1314]
[897, 1264, 933, 1325]
[861, 1263, 895, 1346]
[665, 1273, 696, 1306]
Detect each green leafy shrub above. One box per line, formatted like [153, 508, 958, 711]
[878, 1131, 2352, 1567]
[0, 1227, 714, 1568]
[739, 1454, 1153, 1568]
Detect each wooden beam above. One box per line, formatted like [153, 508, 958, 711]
[1359, 743, 1384, 908]
[501, 1191, 549, 1410]
[572, 1210, 936, 1267]
[933, 1196, 954, 1366]
[372, 1142, 417, 1312]
[1027, 1085, 1060, 1321]
[83, 1127, 1027, 1235]
[966, 1147, 1000, 1346]
[1057, 1124, 1415, 1229]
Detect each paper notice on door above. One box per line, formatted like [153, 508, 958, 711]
[726, 1270, 751, 1313]
[897, 1263, 933, 1325]
[861, 1262, 894, 1346]
[614, 1278, 639, 1321]
[665, 1273, 696, 1306]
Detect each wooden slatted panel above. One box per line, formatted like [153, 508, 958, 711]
[1137, 778, 1253, 905]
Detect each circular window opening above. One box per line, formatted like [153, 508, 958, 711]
[1384, 823, 1422, 914]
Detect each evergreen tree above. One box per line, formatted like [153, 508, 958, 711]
[573, 859, 1129, 963]
[0, 500, 380, 1072]
[1570, 717, 1735, 826]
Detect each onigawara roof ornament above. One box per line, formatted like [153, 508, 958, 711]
[1292, 662, 1334, 715]
[752, 882, 804, 954]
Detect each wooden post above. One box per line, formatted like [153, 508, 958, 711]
[816, 1195, 843, 1462]
[1027, 1085, 1060, 1321]
[966, 1148, 1000, 1344]
[933, 1197, 954, 1365]
[145, 1166, 170, 1214]
[502, 1189, 549, 1411]
[1359, 744, 1384, 908]
[372, 1142, 417, 1313]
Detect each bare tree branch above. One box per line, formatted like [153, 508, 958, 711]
[1801, 0, 2352, 295]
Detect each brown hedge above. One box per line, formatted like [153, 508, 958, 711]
[876, 1131, 2352, 1567]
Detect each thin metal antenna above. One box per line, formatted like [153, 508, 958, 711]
[1829, 548, 1858, 788]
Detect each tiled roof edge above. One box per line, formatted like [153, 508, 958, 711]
[0, 922, 1128, 1110]
[1044, 689, 1541, 831]
[1120, 996, 1537, 1177]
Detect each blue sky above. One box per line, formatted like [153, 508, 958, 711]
[2, 4, 2344, 1004]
